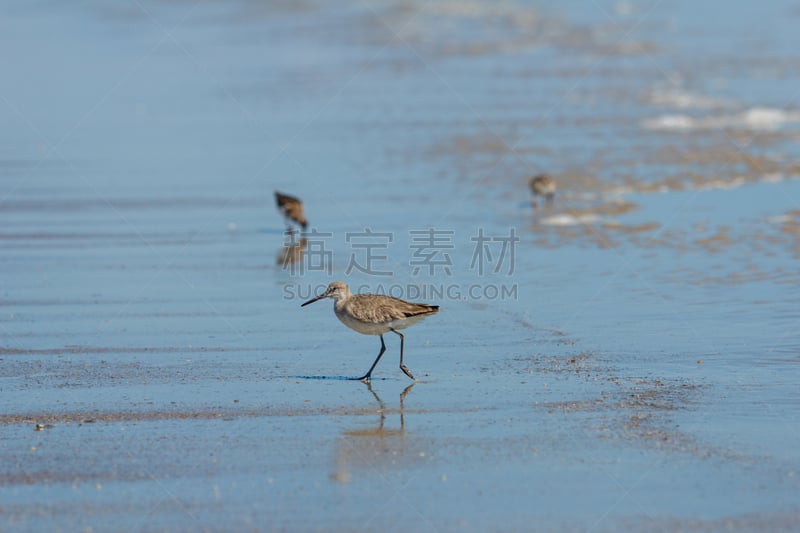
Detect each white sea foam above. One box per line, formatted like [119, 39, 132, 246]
[767, 214, 794, 224]
[741, 107, 792, 128]
[540, 214, 603, 226]
[648, 87, 731, 110]
[642, 114, 695, 130]
[602, 173, 790, 197]
[762, 173, 784, 183]
[642, 107, 800, 132]
[697, 177, 748, 191]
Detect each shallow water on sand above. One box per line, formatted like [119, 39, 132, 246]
[2, 1, 799, 531]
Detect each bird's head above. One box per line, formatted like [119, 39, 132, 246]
[301, 281, 350, 306]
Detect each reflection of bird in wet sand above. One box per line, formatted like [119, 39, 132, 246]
[356, 382, 415, 434]
[529, 174, 556, 207]
[301, 281, 439, 382]
[276, 237, 307, 268]
[274, 191, 308, 231]
[330, 382, 416, 484]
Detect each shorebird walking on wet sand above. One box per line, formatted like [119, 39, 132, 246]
[274, 191, 308, 231]
[529, 174, 556, 207]
[301, 281, 439, 381]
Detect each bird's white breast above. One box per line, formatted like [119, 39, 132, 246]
[334, 305, 429, 335]
[334, 306, 392, 335]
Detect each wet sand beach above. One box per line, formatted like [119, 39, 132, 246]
[2, 1, 799, 531]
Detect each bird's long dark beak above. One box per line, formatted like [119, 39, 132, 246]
[301, 293, 326, 307]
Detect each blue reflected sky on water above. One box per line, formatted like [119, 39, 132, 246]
[2, 1, 799, 530]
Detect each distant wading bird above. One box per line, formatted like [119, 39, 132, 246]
[275, 191, 308, 231]
[301, 281, 439, 381]
[529, 174, 556, 207]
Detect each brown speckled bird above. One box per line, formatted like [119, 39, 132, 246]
[301, 281, 439, 381]
[528, 174, 556, 207]
[275, 191, 308, 230]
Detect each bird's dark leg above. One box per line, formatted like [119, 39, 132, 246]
[391, 328, 415, 381]
[362, 381, 386, 429]
[355, 334, 386, 382]
[399, 382, 415, 430]
[283, 224, 297, 242]
[546, 193, 555, 206]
